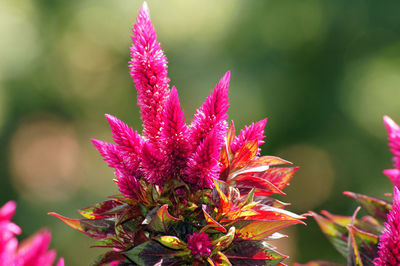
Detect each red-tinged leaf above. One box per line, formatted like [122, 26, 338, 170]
[343, 191, 392, 223]
[125, 240, 183, 266]
[49, 212, 115, 238]
[226, 121, 236, 152]
[309, 211, 348, 257]
[247, 156, 292, 168]
[254, 196, 290, 209]
[91, 250, 125, 266]
[233, 219, 303, 240]
[213, 179, 232, 215]
[346, 224, 378, 265]
[231, 140, 258, 170]
[247, 207, 305, 222]
[225, 240, 287, 265]
[212, 226, 235, 251]
[202, 206, 227, 233]
[210, 252, 232, 266]
[153, 236, 187, 250]
[255, 167, 299, 190]
[320, 210, 352, 227]
[91, 235, 123, 249]
[346, 225, 363, 266]
[219, 147, 229, 173]
[78, 200, 123, 219]
[233, 175, 285, 196]
[148, 204, 181, 233]
[293, 261, 342, 266]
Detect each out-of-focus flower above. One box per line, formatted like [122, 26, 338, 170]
[373, 186, 400, 266]
[383, 116, 400, 188]
[0, 201, 63, 266]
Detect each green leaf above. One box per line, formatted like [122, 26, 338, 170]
[148, 204, 181, 233]
[212, 226, 235, 252]
[49, 212, 115, 238]
[208, 252, 232, 266]
[232, 219, 303, 240]
[343, 191, 392, 223]
[346, 224, 378, 266]
[153, 236, 187, 250]
[78, 200, 123, 219]
[91, 250, 125, 266]
[203, 205, 227, 233]
[225, 240, 287, 265]
[125, 240, 181, 266]
[309, 211, 349, 258]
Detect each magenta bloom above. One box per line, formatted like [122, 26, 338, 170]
[92, 2, 268, 194]
[373, 186, 400, 266]
[187, 232, 212, 258]
[0, 201, 63, 266]
[383, 116, 400, 188]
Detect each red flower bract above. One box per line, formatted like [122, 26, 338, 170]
[187, 232, 212, 258]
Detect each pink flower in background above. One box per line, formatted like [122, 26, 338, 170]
[0, 201, 63, 266]
[187, 232, 212, 258]
[92, 3, 265, 194]
[383, 116, 400, 188]
[373, 186, 400, 266]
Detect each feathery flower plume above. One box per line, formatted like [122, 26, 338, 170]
[373, 186, 400, 266]
[129, 2, 170, 144]
[231, 118, 268, 155]
[0, 201, 63, 266]
[188, 71, 230, 151]
[383, 116, 400, 188]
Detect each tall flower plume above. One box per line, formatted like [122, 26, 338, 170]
[0, 201, 63, 266]
[373, 186, 400, 265]
[129, 2, 170, 144]
[383, 116, 400, 188]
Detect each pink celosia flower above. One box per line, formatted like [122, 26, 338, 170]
[129, 2, 170, 144]
[230, 118, 268, 155]
[187, 232, 212, 258]
[383, 116, 400, 188]
[0, 201, 63, 266]
[373, 186, 400, 266]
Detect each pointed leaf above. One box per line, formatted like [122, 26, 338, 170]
[246, 156, 292, 168]
[203, 206, 227, 233]
[232, 219, 303, 240]
[212, 226, 235, 251]
[309, 211, 348, 257]
[343, 191, 392, 223]
[153, 236, 187, 250]
[346, 224, 378, 265]
[148, 204, 181, 233]
[226, 121, 236, 152]
[231, 140, 258, 170]
[125, 240, 181, 266]
[256, 167, 299, 190]
[210, 252, 232, 266]
[91, 250, 125, 266]
[225, 240, 287, 265]
[78, 200, 124, 219]
[233, 175, 285, 196]
[49, 212, 115, 238]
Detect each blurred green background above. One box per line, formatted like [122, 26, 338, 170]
[1, 0, 400, 264]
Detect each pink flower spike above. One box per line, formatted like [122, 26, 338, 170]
[189, 71, 230, 151]
[0, 201, 17, 221]
[184, 129, 221, 189]
[383, 169, 400, 189]
[15, 229, 62, 266]
[129, 2, 170, 144]
[187, 232, 212, 258]
[91, 139, 124, 170]
[105, 114, 143, 154]
[373, 186, 400, 266]
[160, 86, 190, 177]
[231, 118, 268, 155]
[384, 115, 400, 169]
[141, 142, 166, 184]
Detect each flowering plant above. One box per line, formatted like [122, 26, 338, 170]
[300, 116, 400, 266]
[50, 2, 304, 265]
[0, 201, 63, 266]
